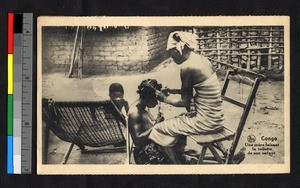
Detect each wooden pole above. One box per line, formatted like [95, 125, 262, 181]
[68, 26, 80, 78]
[237, 28, 241, 67]
[217, 31, 221, 69]
[195, 52, 284, 56]
[246, 28, 251, 70]
[192, 27, 197, 34]
[78, 27, 84, 79]
[279, 54, 284, 71]
[196, 46, 281, 52]
[257, 50, 261, 71]
[279, 29, 284, 71]
[227, 27, 231, 65]
[268, 27, 273, 70]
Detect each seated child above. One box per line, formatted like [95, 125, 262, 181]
[109, 83, 129, 117]
[127, 79, 170, 164]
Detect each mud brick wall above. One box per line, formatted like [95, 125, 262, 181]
[42, 27, 74, 73]
[145, 27, 173, 70]
[42, 27, 174, 75]
[192, 26, 284, 72]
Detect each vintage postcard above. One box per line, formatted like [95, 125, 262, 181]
[37, 16, 290, 174]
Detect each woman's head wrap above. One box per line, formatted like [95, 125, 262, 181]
[166, 31, 198, 54]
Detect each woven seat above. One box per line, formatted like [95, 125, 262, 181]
[42, 98, 126, 164]
[189, 127, 235, 145]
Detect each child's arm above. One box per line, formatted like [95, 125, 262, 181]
[124, 100, 129, 114]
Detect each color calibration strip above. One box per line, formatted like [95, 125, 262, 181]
[7, 13, 33, 174]
[7, 13, 14, 174]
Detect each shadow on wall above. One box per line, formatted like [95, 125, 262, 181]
[42, 26, 183, 76]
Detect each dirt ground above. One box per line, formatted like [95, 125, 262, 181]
[42, 58, 285, 164]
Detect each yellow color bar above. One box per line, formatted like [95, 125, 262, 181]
[8, 54, 13, 94]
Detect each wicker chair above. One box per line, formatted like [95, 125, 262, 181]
[42, 98, 126, 164]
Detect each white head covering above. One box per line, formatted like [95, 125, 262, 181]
[166, 31, 198, 54]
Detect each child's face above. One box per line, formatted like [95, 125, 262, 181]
[110, 91, 124, 101]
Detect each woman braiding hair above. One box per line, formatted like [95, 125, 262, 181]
[148, 31, 225, 164]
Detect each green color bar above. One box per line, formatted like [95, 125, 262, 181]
[7, 94, 13, 135]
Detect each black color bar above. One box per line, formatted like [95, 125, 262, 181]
[14, 14, 23, 33]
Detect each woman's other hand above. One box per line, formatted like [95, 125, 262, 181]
[155, 112, 165, 124]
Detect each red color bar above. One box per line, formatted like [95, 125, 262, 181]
[8, 13, 14, 54]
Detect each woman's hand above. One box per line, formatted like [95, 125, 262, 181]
[161, 87, 171, 96]
[155, 90, 167, 102]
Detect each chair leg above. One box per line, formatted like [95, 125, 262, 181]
[197, 146, 208, 164]
[129, 142, 134, 161]
[61, 143, 74, 164]
[214, 142, 228, 157]
[208, 145, 224, 164]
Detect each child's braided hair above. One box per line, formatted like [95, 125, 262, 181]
[137, 79, 162, 100]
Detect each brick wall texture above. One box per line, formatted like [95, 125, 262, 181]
[42, 26, 284, 75]
[42, 27, 175, 75]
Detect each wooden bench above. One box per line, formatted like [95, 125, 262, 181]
[42, 98, 127, 164]
[189, 70, 261, 164]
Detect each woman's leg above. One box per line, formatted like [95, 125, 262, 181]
[173, 135, 187, 163]
[162, 146, 182, 164]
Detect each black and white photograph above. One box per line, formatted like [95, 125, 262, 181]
[37, 16, 290, 174]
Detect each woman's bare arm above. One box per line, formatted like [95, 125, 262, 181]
[156, 68, 193, 108]
[163, 88, 181, 95]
